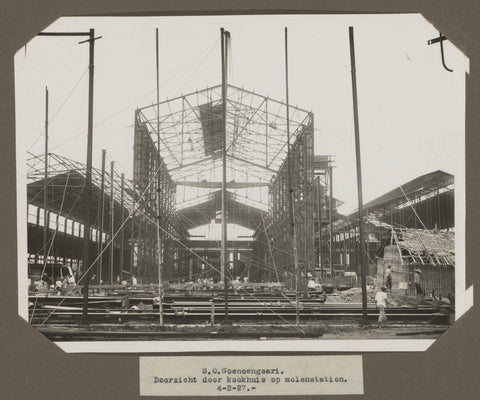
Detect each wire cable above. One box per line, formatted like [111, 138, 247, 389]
[28, 67, 89, 152]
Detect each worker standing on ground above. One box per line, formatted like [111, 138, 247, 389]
[414, 269, 423, 299]
[307, 276, 324, 300]
[55, 276, 63, 295]
[61, 274, 70, 295]
[385, 265, 392, 292]
[375, 286, 389, 328]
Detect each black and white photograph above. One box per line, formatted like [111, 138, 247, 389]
[15, 14, 466, 350]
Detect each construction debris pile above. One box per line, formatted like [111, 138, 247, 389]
[324, 288, 376, 304]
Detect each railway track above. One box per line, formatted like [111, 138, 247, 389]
[29, 295, 451, 326]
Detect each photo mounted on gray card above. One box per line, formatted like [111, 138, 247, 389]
[15, 14, 467, 351]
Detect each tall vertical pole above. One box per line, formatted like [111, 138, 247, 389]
[285, 27, 300, 326]
[349, 26, 368, 324]
[37, 30, 100, 305]
[155, 28, 164, 325]
[262, 213, 279, 282]
[366, 207, 370, 266]
[436, 187, 441, 229]
[82, 29, 96, 320]
[221, 27, 226, 287]
[181, 97, 185, 166]
[43, 87, 49, 266]
[130, 195, 135, 273]
[98, 149, 106, 283]
[109, 161, 115, 284]
[221, 28, 229, 322]
[120, 173, 125, 281]
[142, 212, 147, 278]
[329, 166, 334, 276]
[316, 176, 323, 280]
[265, 99, 268, 167]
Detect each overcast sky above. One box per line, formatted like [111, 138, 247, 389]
[15, 14, 466, 214]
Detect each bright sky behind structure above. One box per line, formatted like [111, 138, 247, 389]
[15, 14, 466, 215]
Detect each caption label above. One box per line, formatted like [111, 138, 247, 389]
[140, 355, 363, 396]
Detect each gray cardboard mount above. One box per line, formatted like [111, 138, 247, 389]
[1, 1, 479, 399]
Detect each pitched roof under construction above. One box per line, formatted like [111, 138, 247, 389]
[395, 227, 455, 266]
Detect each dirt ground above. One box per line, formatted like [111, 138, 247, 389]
[324, 286, 441, 307]
[320, 325, 446, 339]
[40, 321, 447, 340]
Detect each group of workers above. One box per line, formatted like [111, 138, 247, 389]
[89, 274, 138, 286]
[375, 265, 424, 327]
[190, 276, 249, 291]
[383, 264, 424, 297]
[29, 272, 76, 295]
[193, 277, 215, 290]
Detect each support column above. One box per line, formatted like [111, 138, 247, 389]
[109, 161, 115, 284]
[98, 149, 106, 283]
[329, 166, 334, 276]
[82, 28, 98, 320]
[285, 27, 300, 325]
[120, 173, 125, 281]
[155, 27, 164, 324]
[130, 193, 135, 273]
[349, 26, 368, 324]
[43, 87, 49, 267]
[220, 27, 230, 322]
[316, 176, 323, 280]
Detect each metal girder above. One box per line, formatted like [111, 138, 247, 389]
[136, 85, 311, 185]
[226, 97, 266, 153]
[176, 181, 270, 188]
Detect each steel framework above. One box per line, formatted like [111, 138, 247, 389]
[259, 115, 315, 288]
[26, 151, 136, 282]
[324, 170, 454, 275]
[133, 112, 187, 281]
[134, 84, 317, 285]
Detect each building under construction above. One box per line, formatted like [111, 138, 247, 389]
[27, 152, 137, 283]
[133, 83, 322, 288]
[23, 26, 457, 339]
[26, 84, 334, 290]
[323, 170, 455, 297]
[26, 88, 455, 298]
